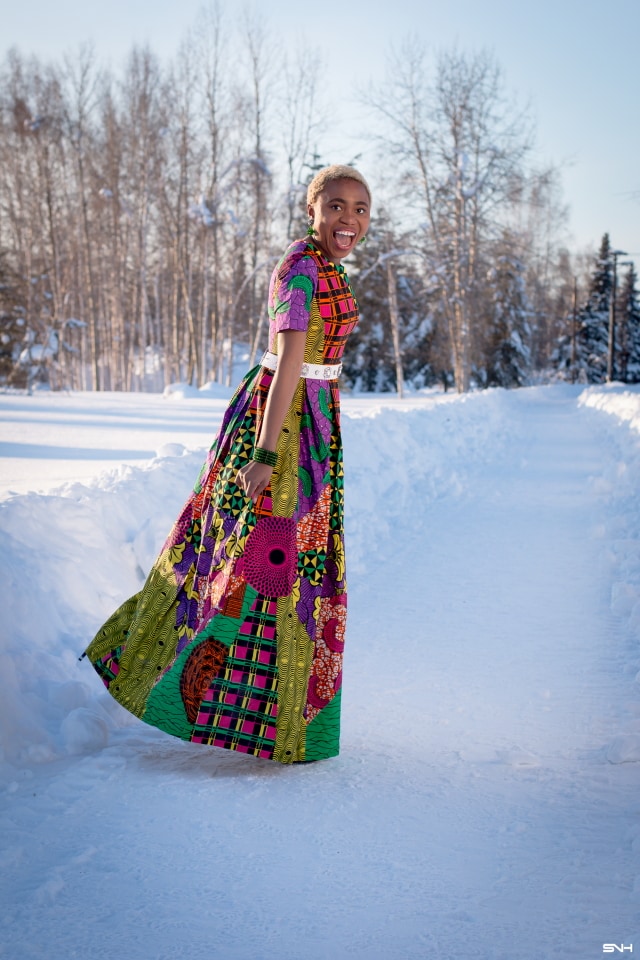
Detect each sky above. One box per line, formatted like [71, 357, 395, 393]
[3, 0, 639, 269]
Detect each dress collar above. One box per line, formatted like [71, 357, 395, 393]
[305, 238, 348, 276]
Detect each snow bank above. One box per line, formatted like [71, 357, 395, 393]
[0, 390, 512, 777]
[163, 380, 234, 400]
[0, 447, 205, 773]
[579, 383, 640, 435]
[578, 384, 640, 763]
[344, 389, 514, 571]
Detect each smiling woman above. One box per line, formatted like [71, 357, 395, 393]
[83, 164, 372, 766]
[306, 165, 371, 260]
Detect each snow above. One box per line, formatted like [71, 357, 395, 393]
[579, 382, 640, 435]
[0, 388, 232, 496]
[1, 382, 639, 959]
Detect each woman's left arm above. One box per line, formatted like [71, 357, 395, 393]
[235, 329, 307, 500]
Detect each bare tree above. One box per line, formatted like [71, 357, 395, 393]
[195, 1, 229, 384]
[0, 20, 577, 395]
[63, 45, 104, 387]
[280, 48, 324, 239]
[242, 13, 273, 358]
[363, 42, 533, 391]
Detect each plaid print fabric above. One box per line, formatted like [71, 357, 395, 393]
[315, 255, 359, 361]
[192, 594, 278, 758]
[268, 240, 359, 362]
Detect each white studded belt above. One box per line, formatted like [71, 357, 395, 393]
[261, 350, 342, 381]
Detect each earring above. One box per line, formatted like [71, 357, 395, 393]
[306, 217, 315, 237]
[359, 235, 367, 245]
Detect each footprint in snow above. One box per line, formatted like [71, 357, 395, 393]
[496, 746, 540, 767]
[606, 734, 640, 764]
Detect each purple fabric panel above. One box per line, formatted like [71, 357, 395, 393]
[268, 242, 318, 349]
[296, 576, 322, 639]
[295, 381, 338, 519]
[306, 380, 334, 445]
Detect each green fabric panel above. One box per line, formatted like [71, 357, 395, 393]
[288, 273, 314, 310]
[304, 689, 342, 761]
[142, 638, 196, 739]
[143, 585, 258, 739]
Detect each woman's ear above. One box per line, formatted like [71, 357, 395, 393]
[307, 203, 315, 221]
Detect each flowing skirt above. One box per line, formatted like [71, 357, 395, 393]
[85, 364, 347, 763]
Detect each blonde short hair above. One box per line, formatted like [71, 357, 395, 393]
[306, 164, 371, 206]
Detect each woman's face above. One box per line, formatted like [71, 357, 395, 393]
[307, 178, 371, 263]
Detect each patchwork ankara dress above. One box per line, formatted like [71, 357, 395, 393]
[84, 238, 359, 763]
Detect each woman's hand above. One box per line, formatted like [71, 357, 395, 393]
[236, 460, 273, 501]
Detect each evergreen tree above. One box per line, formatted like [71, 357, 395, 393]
[551, 234, 612, 382]
[342, 220, 441, 392]
[478, 248, 533, 388]
[341, 225, 396, 392]
[0, 253, 28, 388]
[399, 283, 448, 390]
[618, 263, 640, 383]
[578, 233, 612, 382]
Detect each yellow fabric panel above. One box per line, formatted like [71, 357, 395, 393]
[273, 588, 314, 763]
[270, 378, 303, 519]
[86, 551, 181, 718]
[303, 299, 325, 365]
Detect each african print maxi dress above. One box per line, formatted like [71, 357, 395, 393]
[84, 239, 359, 763]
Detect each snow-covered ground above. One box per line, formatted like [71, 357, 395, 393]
[1, 383, 639, 960]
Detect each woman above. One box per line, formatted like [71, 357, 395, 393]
[84, 164, 371, 764]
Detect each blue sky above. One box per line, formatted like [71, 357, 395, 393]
[4, 0, 639, 267]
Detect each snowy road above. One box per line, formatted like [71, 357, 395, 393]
[1, 386, 639, 959]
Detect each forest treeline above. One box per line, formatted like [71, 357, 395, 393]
[0, 7, 638, 394]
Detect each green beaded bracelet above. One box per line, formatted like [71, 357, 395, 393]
[252, 446, 278, 467]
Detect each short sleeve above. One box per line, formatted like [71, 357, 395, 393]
[268, 244, 318, 335]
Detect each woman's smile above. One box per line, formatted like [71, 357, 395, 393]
[333, 229, 357, 252]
